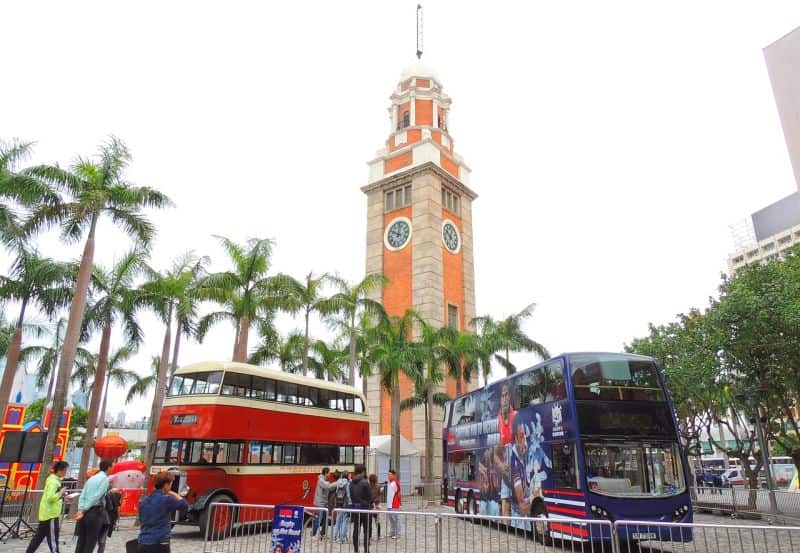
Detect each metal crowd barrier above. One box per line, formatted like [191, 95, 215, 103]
[691, 485, 800, 522]
[615, 519, 800, 553]
[0, 489, 42, 540]
[202, 503, 615, 553]
[202, 501, 800, 553]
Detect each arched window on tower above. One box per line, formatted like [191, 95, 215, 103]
[402, 111, 410, 128]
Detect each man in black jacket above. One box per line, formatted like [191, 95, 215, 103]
[348, 465, 373, 553]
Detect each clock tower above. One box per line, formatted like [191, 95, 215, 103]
[362, 60, 478, 477]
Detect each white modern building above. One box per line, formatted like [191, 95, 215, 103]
[764, 26, 800, 190]
[727, 193, 800, 274]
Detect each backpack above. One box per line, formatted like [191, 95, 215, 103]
[392, 482, 401, 508]
[335, 483, 347, 507]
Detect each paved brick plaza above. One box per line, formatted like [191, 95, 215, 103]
[2, 511, 798, 553]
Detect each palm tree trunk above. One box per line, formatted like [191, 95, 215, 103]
[234, 315, 249, 363]
[426, 385, 434, 485]
[145, 306, 173, 475]
[348, 313, 356, 386]
[170, 321, 182, 376]
[455, 367, 463, 397]
[78, 323, 112, 483]
[303, 310, 310, 376]
[0, 327, 23, 417]
[39, 218, 96, 491]
[96, 373, 111, 438]
[391, 381, 401, 472]
[45, 364, 56, 406]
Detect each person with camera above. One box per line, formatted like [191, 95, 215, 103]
[25, 461, 69, 553]
[136, 471, 188, 553]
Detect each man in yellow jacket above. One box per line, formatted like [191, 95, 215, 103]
[26, 461, 69, 553]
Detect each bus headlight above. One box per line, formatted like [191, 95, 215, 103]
[180, 485, 191, 497]
[672, 505, 689, 520]
[589, 505, 613, 520]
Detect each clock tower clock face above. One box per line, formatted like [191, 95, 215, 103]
[384, 217, 412, 251]
[442, 220, 461, 253]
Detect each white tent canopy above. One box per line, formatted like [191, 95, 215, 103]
[369, 434, 419, 456]
[368, 435, 421, 494]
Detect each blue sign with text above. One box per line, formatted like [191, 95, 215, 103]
[271, 504, 304, 553]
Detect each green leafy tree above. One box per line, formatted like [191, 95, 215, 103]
[24, 398, 88, 446]
[0, 139, 57, 245]
[76, 249, 146, 483]
[472, 303, 550, 377]
[137, 253, 207, 473]
[125, 356, 160, 404]
[437, 326, 478, 397]
[285, 272, 341, 377]
[198, 237, 295, 362]
[403, 320, 450, 485]
[250, 330, 305, 374]
[24, 136, 171, 488]
[366, 309, 423, 471]
[323, 273, 388, 385]
[0, 247, 73, 421]
[308, 339, 347, 382]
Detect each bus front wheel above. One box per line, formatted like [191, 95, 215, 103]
[200, 493, 236, 540]
[454, 489, 463, 514]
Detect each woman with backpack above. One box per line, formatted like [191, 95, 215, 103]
[331, 471, 352, 543]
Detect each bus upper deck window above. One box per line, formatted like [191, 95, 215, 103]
[354, 398, 365, 413]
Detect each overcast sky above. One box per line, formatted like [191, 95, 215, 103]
[3, 2, 800, 421]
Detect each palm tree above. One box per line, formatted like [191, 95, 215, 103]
[286, 272, 342, 377]
[76, 249, 146, 483]
[125, 356, 159, 404]
[170, 254, 208, 375]
[472, 303, 550, 376]
[18, 318, 91, 404]
[367, 309, 423, 471]
[309, 339, 347, 382]
[0, 247, 73, 421]
[250, 329, 305, 374]
[137, 253, 206, 472]
[95, 346, 138, 437]
[0, 139, 58, 245]
[198, 236, 295, 362]
[25, 136, 172, 487]
[325, 274, 388, 386]
[403, 321, 450, 485]
[438, 327, 478, 397]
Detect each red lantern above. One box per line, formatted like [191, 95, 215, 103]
[93, 434, 128, 461]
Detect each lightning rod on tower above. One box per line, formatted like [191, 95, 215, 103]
[416, 4, 423, 59]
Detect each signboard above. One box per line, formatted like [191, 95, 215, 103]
[270, 504, 304, 553]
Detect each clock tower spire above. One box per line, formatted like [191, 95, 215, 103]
[362, 61, 478, 478]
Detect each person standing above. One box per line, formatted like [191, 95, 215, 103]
[137, 471, 189, 553]
[311, 467, 331, 538]
[349, 465, 373, 553]
[368, 474, 381, 541]
[25, 461, 69, 553]
[75, 460, 113, 553]
[331, 471, 351, 543]
[385, 470, 401, 539]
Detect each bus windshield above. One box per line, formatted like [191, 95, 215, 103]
[585, 442, 686, 498]
[571, 354, 665, 401]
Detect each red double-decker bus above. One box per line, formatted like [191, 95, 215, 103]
[152, 361, 369, 537]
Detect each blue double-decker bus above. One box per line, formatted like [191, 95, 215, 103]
[442, 352, 691, 543]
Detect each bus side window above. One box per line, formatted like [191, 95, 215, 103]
[265, 379, 276, 401]
[272, 444, 283, 464]
[516, 371, 545, 408]
[354, 397, 365, 413]
[206, 371, 222, 394]
[251, 377, 267, 400]
[551, 442, 579, 489]
[545, 361, 566, 402]
[305, 386, 319, 407]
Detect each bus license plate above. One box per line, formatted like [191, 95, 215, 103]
[631, 532, 657, 540]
